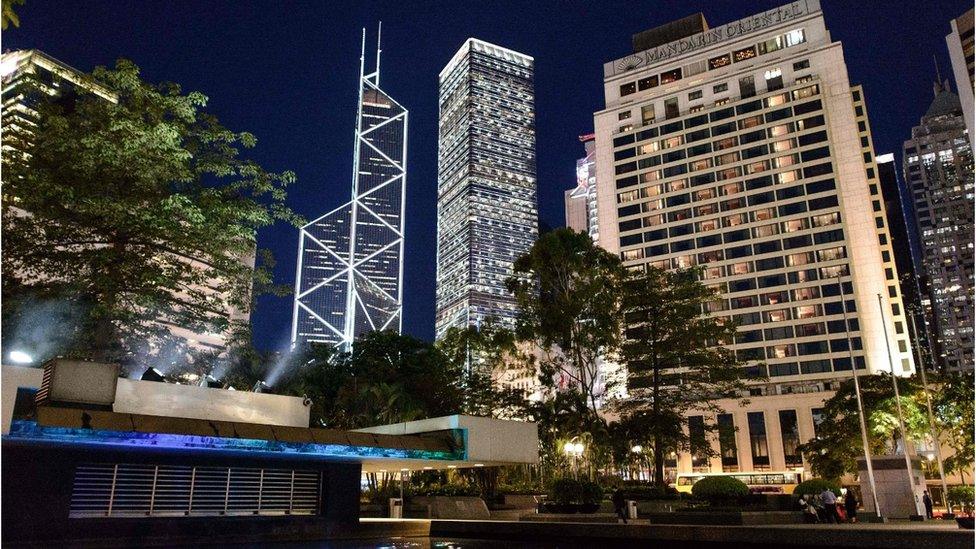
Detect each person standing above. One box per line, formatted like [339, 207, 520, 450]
[845, 490, 858, 523]
[923, 490, 934, 519]
[820, 488, 839, 523]
[612, 488, 628, 524]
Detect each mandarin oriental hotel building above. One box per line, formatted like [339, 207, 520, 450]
[595, 1, 916, 478]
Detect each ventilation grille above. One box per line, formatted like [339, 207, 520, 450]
[70, 463, 320, 518]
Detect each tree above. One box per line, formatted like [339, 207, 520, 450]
[2, 59, 299, 371]
[506, 228, 626, 414]
[932, 371, 974, 481]
[1, 0, 24, 30]
[798, 374, 929, 479]
[436, 321, 533, 419]
[615, 266, 759, 486]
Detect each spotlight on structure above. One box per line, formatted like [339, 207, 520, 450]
[8, 350, 33, 364]
[141, 368, 166, 383]
[199, 374, 222, 389]
[252, 380, 272, 394]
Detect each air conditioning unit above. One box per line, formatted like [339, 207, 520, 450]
[34, 359, 119, 409]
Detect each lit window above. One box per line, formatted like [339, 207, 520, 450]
[759, 36, 783, 55]
[620, 82, 637, 96]
[733, 46, 758, 62]
[709, 54, 732, 70]
[618, 111, 632, 121]
[638, 75, 659, 91]
[785, 29, 806, 47]
[660, 68, 682, 85]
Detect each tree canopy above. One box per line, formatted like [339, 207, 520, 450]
[615, 266, 759, 486]
[2, 59, 299, 371]
[506, 228, 626, 413]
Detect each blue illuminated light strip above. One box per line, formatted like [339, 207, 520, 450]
[5, 420, 467, 462]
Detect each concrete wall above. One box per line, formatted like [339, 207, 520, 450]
[113, 378, 310, 427]
[1, 365, 44, 434]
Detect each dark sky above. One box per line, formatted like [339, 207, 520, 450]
[6, 0, 969, 350]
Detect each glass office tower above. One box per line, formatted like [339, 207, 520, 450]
[434, 39, 537, 339]
[293, 29, 407, 348]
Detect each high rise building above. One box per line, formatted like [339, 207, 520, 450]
[946, 9, 974, 146]
[594, 1, 915, 477]
[434, 39, 537, 339]
[564, 133, 600, 241]
[876, 153, 931, 370]
[1, 49, 252, 358]
[292, 29, 407, 348]
[902, 81, 974, 371]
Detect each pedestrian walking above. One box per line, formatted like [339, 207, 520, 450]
[820, 488, 839, 523]
[845, 490, 858, 523]
[923, 490, 934, 519]
[612, 488, 628, 524]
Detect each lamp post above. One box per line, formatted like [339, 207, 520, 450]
[631, 445, 643, 481]
[836, 276, 882, 517]
[564, 438, 585, 478]
[906, 304, 950, 511]
[877, 293, 923, 517]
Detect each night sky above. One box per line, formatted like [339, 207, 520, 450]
[5, 0, 970, 350]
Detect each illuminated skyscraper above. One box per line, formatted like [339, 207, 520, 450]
[292, 28, 407, 348]
[565, 133, 599, 241]
[594, 1, 918, 481]
[435, 39, 537, 339]
[903, 81, 974, 371]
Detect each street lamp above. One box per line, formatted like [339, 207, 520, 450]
[564, 438, 585, 477]
[8, 350, 33, 364]
[631, 445, 643, 481]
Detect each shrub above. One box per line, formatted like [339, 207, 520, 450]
[948, 486, 974, 511]
[415, 482, 480, 497]
[691, 476, 749, 503]
[497, 479, 544, 495]
[793, 478, 842, 499]
[578, 479, 605, 505]
[549, 477, 583, 505]
[619, 484, 681, 501]
[547, 477, 605, 505]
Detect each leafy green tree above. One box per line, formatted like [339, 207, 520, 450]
[1, 0, 24, 29]
[436, 321, 533, 419]
[506, 228, 626, 414]
[932, 371, 974, 480]
[2, 59, 299, 370]
[615, 266, 759, 486]
[798, 374, 929, 479]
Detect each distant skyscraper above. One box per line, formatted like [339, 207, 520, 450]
[902, 81, 974, 371]
[292, 28, 407, 348]
[946, 9, 974, 145]
[564, 133, 599, 241]
[434, 39, 537, 339]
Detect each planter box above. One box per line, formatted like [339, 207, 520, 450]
[521, 513, 618, 523]
[411, 496, 490, 520]
[644, 511, 802, 525]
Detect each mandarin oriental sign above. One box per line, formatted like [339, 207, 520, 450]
[609, 0, 819, 76]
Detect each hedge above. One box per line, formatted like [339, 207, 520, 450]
[691, 476, 749, 502]
[793, 478, 842, 499]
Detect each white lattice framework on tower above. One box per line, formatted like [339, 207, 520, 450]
[292, 25, 407, 348]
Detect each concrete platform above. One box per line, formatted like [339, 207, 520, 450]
[428, 519, 974, 548]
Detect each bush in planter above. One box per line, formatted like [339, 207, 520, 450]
[579, 479, 605, 512]
[948, 485, 974, 513]
[416, 482, 480, 497]
[792, 478, 842, 499]
[621, 484, 680, 501]
[691, 476, 749, 504]
[549, 477, 582, 506]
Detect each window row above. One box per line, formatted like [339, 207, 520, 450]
[613, 86, 821, 151]
[619, 28, 807, 98]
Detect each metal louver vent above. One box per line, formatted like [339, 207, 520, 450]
[70, 463, 320, 518]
